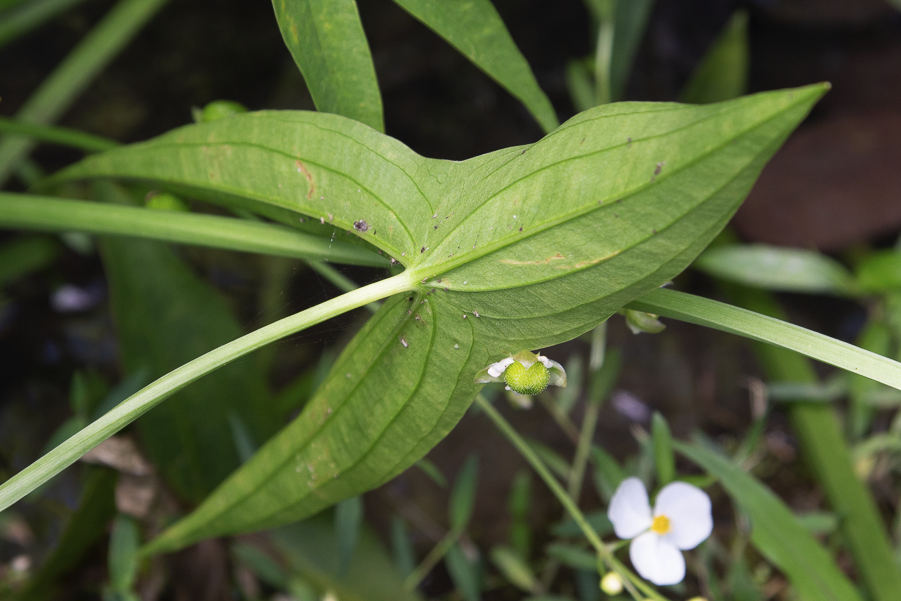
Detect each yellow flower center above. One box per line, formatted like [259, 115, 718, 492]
[651, 514, 671, 535]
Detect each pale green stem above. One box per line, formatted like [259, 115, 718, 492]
[0, 272, 416, 512]
[308, 260, 380, 313]
[567, 401, 600, 502]
[403, 530, 459, 591]
[538, 394, 581, 444]
[474, 395, 668, 601]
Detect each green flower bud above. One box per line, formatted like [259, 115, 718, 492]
[474, 350, 567, 396]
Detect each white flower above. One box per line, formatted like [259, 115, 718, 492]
[474, 350, 566, 395]
[607, 477, 713, 586]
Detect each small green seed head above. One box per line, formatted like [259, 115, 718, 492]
[504, 361, 550, 395]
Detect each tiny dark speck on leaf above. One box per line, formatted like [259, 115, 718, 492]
[519, 227, 523, 232]
[434, 225, 438, 229]
[652, 228, 658, 234]
[421, 246, 426, 253]
[654, 161, 665, 176]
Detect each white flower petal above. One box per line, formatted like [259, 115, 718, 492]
[654, 481, 713, 550]
[608, 477, 653, 539]
[629, 531, 686, 586]
[487, 358, 515, 378]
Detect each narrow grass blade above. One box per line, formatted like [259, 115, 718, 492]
[0, 193, 389, 266]
[273, 0, 383, 131]
[0, 116, 117, 152]
[679, 11, 749, 105]
[676, 441, 863, 601]
[391, 0, 558, 133]
[628, 287, 901, 390]
[0, 0, 86, 47]
[0, 0, 168, 185]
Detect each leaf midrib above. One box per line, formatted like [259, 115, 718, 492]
[250, 294, 442, 530]
[181, 292, 436, 533]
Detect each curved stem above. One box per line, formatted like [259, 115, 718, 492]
[474, 395, 669, 601]
[0, 272, 415, 512]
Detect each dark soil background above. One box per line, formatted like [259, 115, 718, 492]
[2, 0, 901, 598]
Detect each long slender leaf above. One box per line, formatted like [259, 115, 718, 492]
[45, 86, 826, 553]
[0, 0, 86, 48]
[0, 192, 389, 266]
[335, 495, 363, 572]
[449, 454, 479, 532]
[675, 441, 863, 601]
[628, 287, 901, 390]
[272, 515, 423, 601]
[0, 235, 58, 285]
[694, 243, 857, 296]
[0, 116, 118, 151]
[391, 0, 558, 133]
[679, 11, 749, 105]
[609, 0, 655, 102]
[0, 0, 169, 185]
[108, 514, 141, 593]
[272, 0, 383, 131]
[18, 468, 117, 601]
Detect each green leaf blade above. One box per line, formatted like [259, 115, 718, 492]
[629, 288, 901, 391]
[391, 0, 558, 133]
[694, 244, 856, 295]
[0, 192, 390, 266]
[679, 11, 749, 105]
[273, 0, 383, 131]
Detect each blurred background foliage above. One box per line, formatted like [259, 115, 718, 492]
[3, 0, 901, 599]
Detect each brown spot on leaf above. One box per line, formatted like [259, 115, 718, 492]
[500, 252, 566, 266]
[295, 160, 314, 199]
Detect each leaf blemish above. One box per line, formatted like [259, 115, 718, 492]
[295, 160, 314, 199]
[353, 220, 369, 233]
[566, 251, 620, 269]
[500, 252, 566, 266]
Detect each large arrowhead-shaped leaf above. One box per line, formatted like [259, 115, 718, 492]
[53, 84, 827, 551]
